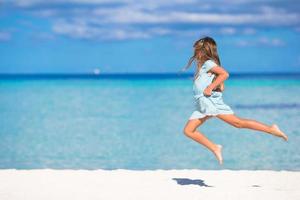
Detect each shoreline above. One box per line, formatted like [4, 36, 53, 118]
[1, 169, 299, 200]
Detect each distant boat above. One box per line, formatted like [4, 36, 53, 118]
[93, 68, 101, 75]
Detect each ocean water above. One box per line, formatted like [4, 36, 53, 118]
[0, 74, 299, 170]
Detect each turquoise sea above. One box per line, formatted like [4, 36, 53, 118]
[0, 74, 299, 170]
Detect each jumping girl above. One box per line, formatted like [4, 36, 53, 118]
[182, 36, 288, 165]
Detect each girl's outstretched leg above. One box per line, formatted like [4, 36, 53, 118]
[183, 116, 223, 165]
[216, 114, 288, 141]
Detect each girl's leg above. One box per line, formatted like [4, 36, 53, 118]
[216, 114, 288, 141]
[183, 116, 223, 164]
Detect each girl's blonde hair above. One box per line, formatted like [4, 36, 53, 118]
[181, 36, 223, 90]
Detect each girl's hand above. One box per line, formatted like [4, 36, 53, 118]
[203, 86, 213, 96]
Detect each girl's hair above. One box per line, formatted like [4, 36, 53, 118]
[181, 36, 222, 81]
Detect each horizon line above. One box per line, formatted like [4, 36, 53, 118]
[0, 72, 300, 80]
[1, 72, 300, 75]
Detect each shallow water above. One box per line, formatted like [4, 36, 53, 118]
[0, 75, 299, 170]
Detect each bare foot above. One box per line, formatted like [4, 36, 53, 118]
[270, 124, 288, 141]
[213, 144, 223, 165]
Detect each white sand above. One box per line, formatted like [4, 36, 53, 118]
[0, 169, 299, 200]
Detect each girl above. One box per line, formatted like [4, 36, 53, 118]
[181, 36, 288, 165]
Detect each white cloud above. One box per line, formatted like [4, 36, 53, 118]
[219, 27, 236, 35]
[52, 20, 172, 40]
[242, 27, 256, 35]
[0, 31, 11, 41]
[11, 0, 198, 9]
[295, 27, 300, 32]
[6, 0, 300, 41]
[12, 0, 122, 7]
[50, 20, 256, 40]
[259, 37, 285, 46]
[11, 0, 300, 26]
[32, 9, 58, 17]
[87, 7, 299, 26]
[32, 32, 56, 40]
[236, 37, 285, 47]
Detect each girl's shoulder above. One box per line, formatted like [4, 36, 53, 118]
[203, 59, 217, 66]
[202, 59, 218, 72]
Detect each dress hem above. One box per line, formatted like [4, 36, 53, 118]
[189, 111, 234, 120]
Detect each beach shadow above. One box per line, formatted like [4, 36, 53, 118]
[251, 185, 261, 187]
[172, 178, 213, 187]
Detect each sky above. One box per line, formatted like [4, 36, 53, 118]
[0, 0, 300, 74]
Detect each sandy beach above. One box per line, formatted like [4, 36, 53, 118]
[0, 169, 299, 200]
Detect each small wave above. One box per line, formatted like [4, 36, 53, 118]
[233, 103, 300, 109]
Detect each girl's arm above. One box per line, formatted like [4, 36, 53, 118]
[207, 66, 229, 90]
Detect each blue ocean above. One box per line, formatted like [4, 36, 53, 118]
[0, 74, 299, 170]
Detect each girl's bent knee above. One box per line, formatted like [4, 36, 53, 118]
[183, 129, 194, 137]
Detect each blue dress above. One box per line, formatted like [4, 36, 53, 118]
[189, 59, 234, 120]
